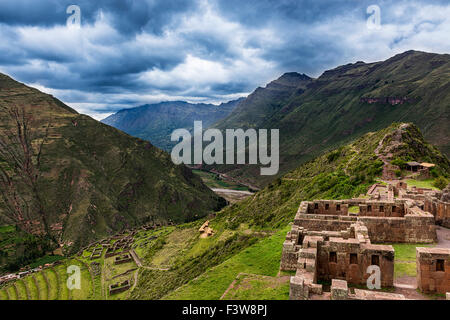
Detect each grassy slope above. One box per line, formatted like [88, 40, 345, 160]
[162, 225, 289, 300]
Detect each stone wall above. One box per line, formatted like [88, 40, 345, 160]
[330, 279, 405, 300]
[285, 222, 395, 300]
[425, 194, 450, 228]
[358, 200, 405, 217]
[416, 247, 450, 294]
[358, 214, 436, 243]
[317, 240, 394, 287]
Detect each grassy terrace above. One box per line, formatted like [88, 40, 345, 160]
[0, 259, 93, 300]
[404, 179, 439, 190]
[388, 243, 432, 278]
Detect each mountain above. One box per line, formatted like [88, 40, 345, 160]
[0, 73, 225, 253]
[101, 99, 242, 152]
[208, 50, 450, 187]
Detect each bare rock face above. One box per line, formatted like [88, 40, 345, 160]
[441, 184, 450, 202]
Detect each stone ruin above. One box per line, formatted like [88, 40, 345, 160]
[90, 246, 103, 260]
[114, 253, 133, 265]
[416, 247, 450, 294]
[109, 280, 131, 295]
[424, 184, 450, 228]
[281, 182, 450, 300]
[90, 262, 101, 276]
[78, 221, 170, 257]
[199, 220, 214, 238]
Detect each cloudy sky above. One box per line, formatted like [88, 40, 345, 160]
[0, 0, 449, 119]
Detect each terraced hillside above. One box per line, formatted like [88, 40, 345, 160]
[0, 73, 225, 256]
[0, 259, 93, 300]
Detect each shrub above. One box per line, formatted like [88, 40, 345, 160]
[429, 167, 439, 178]
[327, 150, 340, 163]
[391, 158, 406, 169]
[395, 170, 402, 177]
[433, 176, 449, 190]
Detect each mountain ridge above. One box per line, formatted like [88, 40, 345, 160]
[102, 99, 243, 152]
[207, 50, 450, 187]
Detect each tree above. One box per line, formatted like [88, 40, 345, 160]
[0, 105, 52, 239]
[434, 176, 449, 190]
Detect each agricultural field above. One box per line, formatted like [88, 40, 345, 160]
[192, 169, 251, 191]
[0, 230, 147, 300]
[0, 259, 92, 300]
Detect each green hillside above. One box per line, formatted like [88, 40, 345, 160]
[129, 123, 449, 300]
[209, 50, 450, 187]
[0, 73, 225, 261]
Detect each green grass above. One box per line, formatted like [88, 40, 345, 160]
[389, 243, 431, 278]
[0, 225, 15, 233]
[0, 289, 8, 300]
[6, 285, 17, 300]
[43, 268, 58, 300]
[33, 273, 48, 300]
[405, 179, 439, 190]
[390, 243, 431, 261]
[163, 225, 290, 300]
[27, 255, 64, 269]
[23, 276, 39, 300]
[14, 280, 27, 299]
[348, 206, 360, 214]
[54, 264, 69, 300]
[222, 274, 290, 300]
[395, 263, 417, 278]
[67, 260, 93, 300]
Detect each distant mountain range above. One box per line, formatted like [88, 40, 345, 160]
[207, 50, 450, 187]
[0, 73, 225, 253]
[102, 99, 242, 152]
[101, 51, 450, 188]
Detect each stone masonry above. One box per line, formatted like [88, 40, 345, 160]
[281, 181, 448, 300]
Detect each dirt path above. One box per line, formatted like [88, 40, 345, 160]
[344, 146, 358, 175]
[130, 270, 139, 292]
[129, 249, 169, 271]
[393, 276, 432, 300]
[129, 249, 142, 267]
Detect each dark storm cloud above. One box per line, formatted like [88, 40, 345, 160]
[0, 0, 449, 119]
[0, 0, 196, 34]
